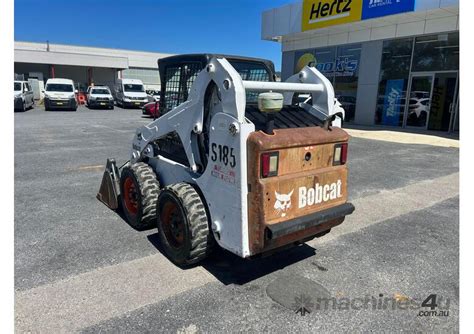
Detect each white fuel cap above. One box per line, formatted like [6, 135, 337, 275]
[258, 92, 283, 113]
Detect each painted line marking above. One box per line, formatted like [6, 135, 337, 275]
[75, 164, 105, 171]
[15, 254, 214, 333]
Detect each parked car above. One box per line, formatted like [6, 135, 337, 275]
[407, 98, 430, 126]
[410, 91, 430, 100]
[43, 78, 78, 111]
[86, 86, 114, 109]
[336, 95, 356, 121]
[113, 79, 148, 108]
[147, 90, 161, 102]
[142, 101, 160, 118]
[14, 80, 35, 112]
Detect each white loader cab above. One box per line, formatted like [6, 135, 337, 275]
[114, 78, 148, 108]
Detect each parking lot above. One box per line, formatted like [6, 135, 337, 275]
[14, 105, 459, 333]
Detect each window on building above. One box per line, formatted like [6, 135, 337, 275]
[334, 44, 361, 122]
[375, 38, 414, 126]
[412, 32, 459, 72]
[294, 45, 360, 122]
[122, 68, 160, 85]
[294, 47, 337, 79]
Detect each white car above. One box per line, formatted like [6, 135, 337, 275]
[14, 80, 35, 112]
[147, 90, 161, 102]
[113, 79, 148, 108]
[43, 78, 78, 111]
[86, 86, 114, 109]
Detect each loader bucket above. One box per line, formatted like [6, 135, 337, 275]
[97, 158, 121, 210]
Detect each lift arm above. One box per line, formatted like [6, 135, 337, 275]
[129, 58, 342, 170]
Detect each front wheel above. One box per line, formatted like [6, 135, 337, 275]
[120, 162, 160, 230]
[157, 183, 213, 266]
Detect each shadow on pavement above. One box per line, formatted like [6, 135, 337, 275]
[147, 230, 317, 285]
[201, 244, 317, 285]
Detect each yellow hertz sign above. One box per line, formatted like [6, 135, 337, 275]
[302, 0, 363, 31]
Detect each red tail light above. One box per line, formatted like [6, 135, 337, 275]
[333, 143, 348, 165]
[341, 143, 348, 165]
[261, 152, 279, 178]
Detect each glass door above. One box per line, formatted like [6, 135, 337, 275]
[428, 72, 458, 131]
[404, 74, 434, 128]
[452, 93, 459, 132]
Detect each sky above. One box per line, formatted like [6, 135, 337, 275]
[14, 0, 291, 71]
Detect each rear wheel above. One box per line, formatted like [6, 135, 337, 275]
[120, 162, 160, 230]
[157, 183, 213, 266]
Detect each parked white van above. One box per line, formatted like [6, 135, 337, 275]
[114, 79, 148, 108]
[14, 81, 35, 112]
[43, 78, 78, 111]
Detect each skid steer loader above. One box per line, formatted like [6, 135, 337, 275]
[97, 54, 355, 266]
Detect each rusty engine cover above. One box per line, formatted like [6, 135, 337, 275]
[247, 126, 350, 255]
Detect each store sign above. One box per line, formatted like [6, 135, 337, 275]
[362, 0, 415, 20]
[316, 57, 359, 77]
[302, 0, 363, 31]
[294, 53, 359, 77]
[302, 0, 415, 32]
[382, 79, 404, 126]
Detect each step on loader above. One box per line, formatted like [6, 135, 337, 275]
[97, 54, 355, 266]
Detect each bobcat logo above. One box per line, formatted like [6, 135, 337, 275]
[274, 190, 294, 217]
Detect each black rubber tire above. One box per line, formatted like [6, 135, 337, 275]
[157, 183, 213, 266]
[120, 162, 160, 230]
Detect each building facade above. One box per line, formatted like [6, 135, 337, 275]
[14, 41, 173, 93]
[262, 0, 459, 132]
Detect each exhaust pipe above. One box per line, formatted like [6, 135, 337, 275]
[97, 158, 121, 210]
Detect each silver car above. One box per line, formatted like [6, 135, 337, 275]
[14, 81, 35, 112]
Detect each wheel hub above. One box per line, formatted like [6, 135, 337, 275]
[162, 201, 185, 248]
[123, 176, 139, 215]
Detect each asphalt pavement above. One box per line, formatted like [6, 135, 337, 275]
[14, 105, 459, 333]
